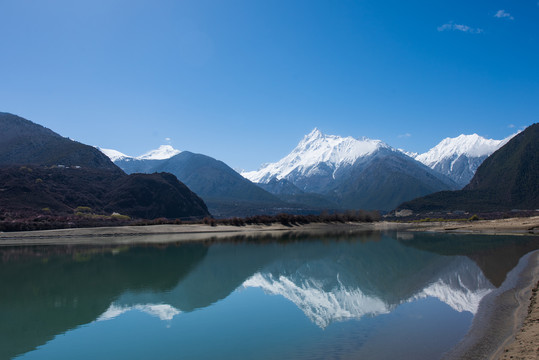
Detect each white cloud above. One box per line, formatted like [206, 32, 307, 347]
[398, 133, 412, 138]
[165, 137, 171, 142]
[437, 22, 484, 34]
[494, 10, 514, 20]
[508, 124, 515, 129]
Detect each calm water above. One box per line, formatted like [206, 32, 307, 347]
[1, 231, 537, 360]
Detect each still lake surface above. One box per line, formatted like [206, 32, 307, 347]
[1, 231, 538, 360]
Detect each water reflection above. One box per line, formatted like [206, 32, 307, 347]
[0, 244, 208, 360]
[1, 232, 537, 360]
[245, 256, 493, 328]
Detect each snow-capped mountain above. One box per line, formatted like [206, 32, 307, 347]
[242, 128, 387, 184]
[99, 148, 130, 162]
[414, 133, 514, 187]
[137, 145, 181, 160]
[242, 128, 456, 210]
[99, 145, 181, 161]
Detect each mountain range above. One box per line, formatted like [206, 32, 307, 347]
[0, 112, 210, 220]
[2, 110, 532, 218]
[104, 127, 518, 213]
[243, 129, 513, 190]
[242, 128, 458, 211]
[110, 150, 288, 217]
[398, 123, 539, 213]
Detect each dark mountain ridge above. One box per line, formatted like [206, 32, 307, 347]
[0, 166, 210, 220]
[397, 123, 539, 213]
[0, 113, 210, 220]
[0, 112, 119, 172]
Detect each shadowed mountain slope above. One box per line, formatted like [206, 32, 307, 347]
[0, 167, 210, 219]
[0, 112, 120, 172]
[397, 123, 539, 212]
[0, 113, 210, 219]
[115, 152, 301, 217]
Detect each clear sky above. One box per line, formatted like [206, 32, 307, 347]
[1, 0, 538, 170]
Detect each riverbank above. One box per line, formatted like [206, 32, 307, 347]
[443, 250, 539, 360]
[0, 221, 399, 246]
[1, 216, 538, 246]
[407, 215, 539, 236]
[499, 277, 539, 360]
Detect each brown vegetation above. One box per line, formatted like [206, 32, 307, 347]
[0, 209, 381, 232]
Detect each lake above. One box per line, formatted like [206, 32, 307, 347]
[1, 231, 537, 360]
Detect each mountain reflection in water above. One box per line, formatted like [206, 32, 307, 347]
[1, 232, 537, 360]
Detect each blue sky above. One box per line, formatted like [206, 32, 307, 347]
[1, 0, 538, 170]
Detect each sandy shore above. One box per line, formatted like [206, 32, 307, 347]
[1, 215, 538, 359]
[1, 215, 537, 246]
[443, 250, 539, 360]
[0, 221, 412, 246]
[407, 216, 539, 236]
[499, 277, 539, 360]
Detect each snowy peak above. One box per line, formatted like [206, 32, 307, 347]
[98, 148, 131, 162]
[398, 148, 419, 158]
[99, 145, 181, 162]
[302, 127, 323, 142]
[415, 133, 512, 167]
[242, 128, 389, 184]
[414, 133, 516, 187]
[137, 145, 181, 160]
